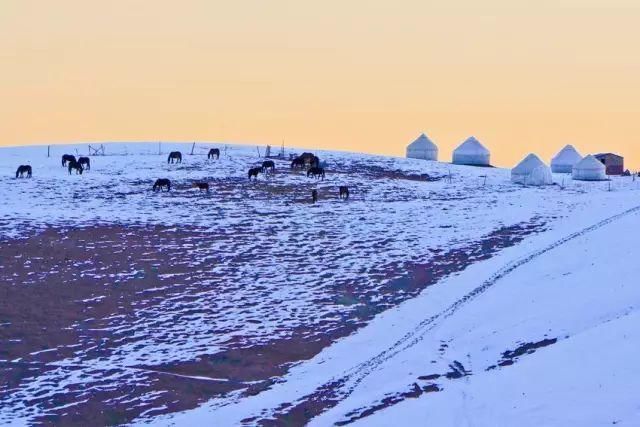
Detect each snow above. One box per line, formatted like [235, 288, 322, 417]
[1, 142, 640, 425]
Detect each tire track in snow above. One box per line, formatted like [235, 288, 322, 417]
[268, 203, 640, 424]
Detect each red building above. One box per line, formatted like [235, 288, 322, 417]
[595, 153, 624, 175]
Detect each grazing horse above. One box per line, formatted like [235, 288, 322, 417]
[248, 167, 262, 181]
[167, 151, 182, 164]
[78, 156, 91, 170]
[307, 167, 325, 180]
[153, 178, 171, 192]
[339, 186, 349, 200]
[208, 148, 220, 159]
[192, 182, 209, 192]
[311, 189, 318, 203]
[62, 154, 76, 167]
[15, 165, 32, 178]
[291, 157, 305, 169]
[262, 160, 275, 173]
[68, 160, 84, 175]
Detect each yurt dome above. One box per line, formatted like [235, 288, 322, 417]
[551, 145, 582, 173]
[572, 155, 607, 181]
[511, 153, 553, 186]
[452, 136, 490, 166]
[406, 133, 438, 161]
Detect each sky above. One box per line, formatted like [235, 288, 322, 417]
[2, 0, 640, 167]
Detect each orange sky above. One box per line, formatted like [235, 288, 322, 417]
[2, 0, 639, 167]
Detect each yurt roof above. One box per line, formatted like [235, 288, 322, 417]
[513, 153, 547, 173]
[552, 145, 582, 164]
[574, 154, 606, 171]
[455, 136, 489, 154]
[407, 133, 437, 150]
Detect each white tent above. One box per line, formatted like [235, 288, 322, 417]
[572, 155, 607, 181]
[452, 137, 490, 166]
[551, 145, 582, 173]
[406, 133, 438, 161]
[511, 153, 553, 186]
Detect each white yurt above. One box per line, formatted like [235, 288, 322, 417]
[406, 133, 438, 161]
[452, 136, 490, 166]
[551, 145, 582, 173]
[572, 155, 607, 181]
[511, 153, 553, 186]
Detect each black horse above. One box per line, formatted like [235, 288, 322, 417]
[78, 156, 91, 170]
[299, 152, 315, 165]
[192, 182, 209, 192]
[339, 186, 349, 200]
[168, 151, 182, 164]
[248, 167, 262, 181]
[62, 154, 76, 167]
[153, 178, 171, 192]
[307, 167, 325, 180]
[16, 165, 32, 178]
[311, 189, 318, 203]
[68, 160, 84, 175]
[208, 148, 220, 159]
[262, 160, 275, 173]
[291, 157, 305, 169]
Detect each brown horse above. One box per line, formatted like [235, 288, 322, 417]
[339, 186, 349, 200]
[68, 160, 83, 175]
[262, 160, 275, 173]
[62, 154, 76, 167]
[78, 156, 91, 170]
[208, 148, 220, 159]
[153, 178, 171, 191]
[248, 167, 262, 181]
[307, 167, 325, 180]
[16, 165, 32, 178]
[167, 151, 182, 164]
[192, 182, 209, 192]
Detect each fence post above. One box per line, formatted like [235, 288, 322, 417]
[47, 145, 50, 158]
[191, 142, 195, 155]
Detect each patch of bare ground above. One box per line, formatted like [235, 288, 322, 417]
[0, 218, 545, 425]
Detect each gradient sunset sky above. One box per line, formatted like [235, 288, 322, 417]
[2, 0, 639, 167]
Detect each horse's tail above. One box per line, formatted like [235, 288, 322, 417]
[15, 168, 19, 178]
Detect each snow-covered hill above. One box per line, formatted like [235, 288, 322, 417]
[0, 142, 638, 425]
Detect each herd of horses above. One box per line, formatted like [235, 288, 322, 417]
[15, 147, 348, 203]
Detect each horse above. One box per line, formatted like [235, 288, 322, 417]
[262, 160, 275, 173]
[68, 160, 84, 175]
[192, 182, 209, 192]
[208, 148, 220, 160]
[339, 186, 349, 200]
[310, 156, 320, 168]
[291, 157, 305, 169]
[15, 165, 32, 178]
[78, 156, 91, 170]
[248, 167, 262, 181]
[153, 178, 171, 192]
[311, 189, 318, 203]
[307, 167, 325, 180]
[62, 154, 76, 167]
[167, 151, 182, 164]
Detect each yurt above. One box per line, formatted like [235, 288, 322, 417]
[406, 133, 438, 161]
[572, 155, 607, 181]
[551, 145, 582, 173]
[511, 153, 553, 186]
[452, 137, 490, 166]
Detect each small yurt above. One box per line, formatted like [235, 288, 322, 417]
[511, 153, 553, 186]
[572, 155, 607, 181]
[452, 136, 490, 166]
[551, 145, 582, 173]
[406, 133, 438, 161]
